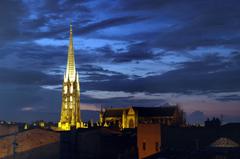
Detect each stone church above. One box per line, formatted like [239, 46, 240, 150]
[99, 105, 185, 129]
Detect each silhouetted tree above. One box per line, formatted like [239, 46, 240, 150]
[205, 117, 221, 127]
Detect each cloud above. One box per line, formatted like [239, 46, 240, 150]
[0, 84, 61, 121]
[217, 95, 240, 101]
[82, 90, 133, 99]
[106, 0, 240, 51]
[95, 42, 162, 63]
[0, 67, 61, 85]
[80, 103, 100, 111]
[0, 0, 240, 123]
[112, 42, 162, 63]
[21, 107, 34, 112]
[80, 94, 166, 108]
[77, 16, 147, 35]
[0, 0, 26, 44]
[116, 0, 169, 11]
[77, 64, 130, 83]
[81, 53, 240, 94]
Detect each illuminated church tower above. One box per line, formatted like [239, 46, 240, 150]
[58, 25, 81, 130]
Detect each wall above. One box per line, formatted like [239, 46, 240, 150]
[137, 124, 161, 159]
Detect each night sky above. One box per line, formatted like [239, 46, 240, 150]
[0, 0, 240, 123]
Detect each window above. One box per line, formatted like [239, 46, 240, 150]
[155, 142, 159, 151]
[142, 142, 146, 151]
[64, 86, 67, 94]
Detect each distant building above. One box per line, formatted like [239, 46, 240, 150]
[58, 24, 82, 130]
[21, 121, 58, 131]
[99, 106, 185, 129]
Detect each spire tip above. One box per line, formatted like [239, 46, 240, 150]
[70, 24, 72, 33]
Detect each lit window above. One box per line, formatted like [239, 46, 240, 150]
[64, 86, 67, 94]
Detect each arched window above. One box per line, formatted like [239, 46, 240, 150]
[129, 119, 134, 128]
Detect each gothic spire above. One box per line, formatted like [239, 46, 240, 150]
[66, 24, 76, 81]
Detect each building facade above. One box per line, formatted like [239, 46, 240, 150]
[137, 124, 161, 159]
[58, 25, 81, 130]
[100, 106, 185, 129]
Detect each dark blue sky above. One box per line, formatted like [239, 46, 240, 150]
[0, 0, 240, 123]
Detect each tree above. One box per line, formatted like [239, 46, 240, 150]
[205, 117, 221, 127]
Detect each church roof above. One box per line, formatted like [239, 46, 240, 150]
[103, 106, 178, 118]
[103, 108, 127, 118]
[133, 106, 177, 117]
